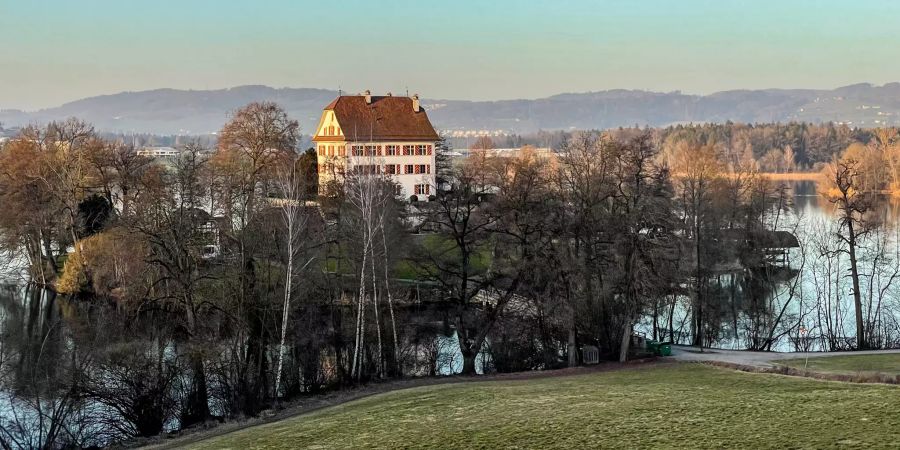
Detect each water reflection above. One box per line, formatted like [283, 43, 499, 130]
[639, 178, 900, 352]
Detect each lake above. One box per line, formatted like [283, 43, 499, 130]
[635, 178, 900, 352]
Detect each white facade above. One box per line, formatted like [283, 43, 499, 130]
[316, 141, 436, 199]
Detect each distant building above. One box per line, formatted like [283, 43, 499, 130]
[461, 147, 554, 158]
[136, 146, 180, 159]
[312, 91, 439, 200]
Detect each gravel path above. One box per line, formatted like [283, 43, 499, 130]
[671, 345, 900, 367]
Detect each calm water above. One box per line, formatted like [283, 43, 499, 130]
[636, 179, 900, 351]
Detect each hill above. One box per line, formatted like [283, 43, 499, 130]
[3, 83, 900, 135]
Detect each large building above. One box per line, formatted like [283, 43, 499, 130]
[136, 146, 180, 159]
[312, 91, 439, 200]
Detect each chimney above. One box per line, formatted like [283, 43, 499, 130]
[412, 93, 420, 112]
[363, 89, 372, 104]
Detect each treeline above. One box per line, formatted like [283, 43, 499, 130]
[480, 122, 874, 172]
[0, 104, 817, 447]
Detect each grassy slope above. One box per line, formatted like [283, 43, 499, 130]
[781, 354, 900, 375]
[190, 364, 900, 449]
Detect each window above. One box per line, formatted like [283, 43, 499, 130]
[415, 145, 428, 156]
[318, 145, 325, 156]
[415, 184, 431, 195]
[352, 145, 365, 156]
[339, 145, 346, 157]
[385, 145, 399, 156]
[328, 145, 335, 156]
[385, 164, 400, 175]
[405, 164, 414, 174]
[352, 164, 381, 175]
[365, 145, 381, 156]
[403, 145, 414, 156]
[394, 184, 403, 196]
[328, 125, 335, 136]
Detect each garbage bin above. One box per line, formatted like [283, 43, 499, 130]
[657, 342, 672, 357]
[646, 340, 659, 355]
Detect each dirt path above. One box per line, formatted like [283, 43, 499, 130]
[671, 345, 900, 367]
[132, 359, 661, 449]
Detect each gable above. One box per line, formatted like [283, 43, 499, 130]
[314, 110, 344, 140]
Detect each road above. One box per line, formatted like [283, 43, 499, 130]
[671, 345, 900, 368]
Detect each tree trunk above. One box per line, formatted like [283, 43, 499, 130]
[461, 349, 477, 375]
[181, 354, 210, 427]
[381, 228, 401, 377]
[619, 321, 632, 363]
[567, 327, 578, 367]
[668, 295, 676, 343]
[692, 205, 704, 350]
[274, 222, 294, 398]
[847, 222, 867, 350]
[351, 236, 369, 380]
[652, 300, 659, 341]
[370, 250, 383, 378]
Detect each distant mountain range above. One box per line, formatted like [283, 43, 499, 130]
[3, 83, 900, 135]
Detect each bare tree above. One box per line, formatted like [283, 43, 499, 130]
[272, 164, 314, 398]
[824, 157, 876, 349]
[345, 163, 394, 380]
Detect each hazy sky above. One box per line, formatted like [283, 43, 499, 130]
[2, 0, 900, 110]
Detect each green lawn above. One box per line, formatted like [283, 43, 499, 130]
[190, 364, 900, 449]
[780, 354, 900, 375]
[324, 233, 493, 280]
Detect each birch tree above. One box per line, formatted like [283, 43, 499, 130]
[272, 164, 314, 398]
[345, 163, 394, 380]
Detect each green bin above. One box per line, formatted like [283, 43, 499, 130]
[645, 340, 659, 355]
[657, 343, 672, 357]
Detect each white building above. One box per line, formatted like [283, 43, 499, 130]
[136, 146, 179, 159]
[312, 91, 439, 200]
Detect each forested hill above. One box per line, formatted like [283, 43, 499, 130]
[2, 83, 900, 135]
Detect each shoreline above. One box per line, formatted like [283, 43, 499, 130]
[758, 172, 824, 181]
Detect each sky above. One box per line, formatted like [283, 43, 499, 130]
[1, 0, 900, 110]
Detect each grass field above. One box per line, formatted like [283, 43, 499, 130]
[189, 363, 900, 449]
[780, 354, 900, 375]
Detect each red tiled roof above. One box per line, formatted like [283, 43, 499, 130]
[314, 95, 439, 142]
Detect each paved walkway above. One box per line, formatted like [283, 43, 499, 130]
[671, 345, 900, 368]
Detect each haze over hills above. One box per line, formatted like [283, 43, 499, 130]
[2, 83, 900, 136]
